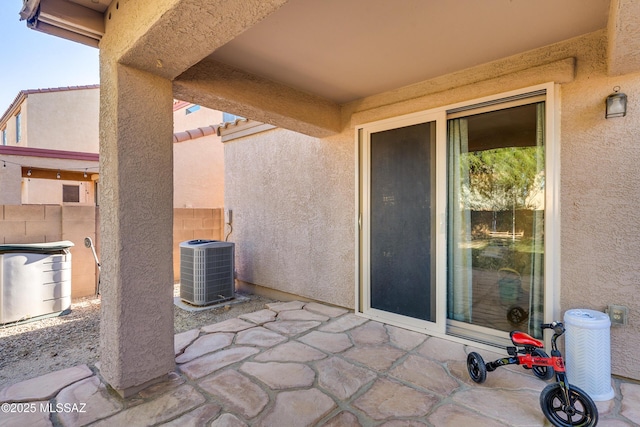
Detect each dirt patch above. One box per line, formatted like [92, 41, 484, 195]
[0, 286, 275, 389]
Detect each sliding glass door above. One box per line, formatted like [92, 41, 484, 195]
[358, 84, 555, 346]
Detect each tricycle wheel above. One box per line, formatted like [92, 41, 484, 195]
[467, 352, 487, 383]
[532, 349, 555, 381]
[539, 383, 598, 427]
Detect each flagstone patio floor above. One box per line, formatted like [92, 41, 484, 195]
[1, 300, 639, 426]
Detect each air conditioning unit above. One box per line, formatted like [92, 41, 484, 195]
[180, 239, 235, 306]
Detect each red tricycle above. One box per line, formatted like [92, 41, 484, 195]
[466, 321, 598, 427]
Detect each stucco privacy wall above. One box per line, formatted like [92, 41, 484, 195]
[173, 208, 224, 282]
[0, 205, 97, 298]
[0, 206, 224, 295]
[225, 30, 640, 381]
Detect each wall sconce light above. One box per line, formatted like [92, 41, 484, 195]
[605, 86, 627, 119]
[56, 170, 61, 179]
[27, 169, 32, 176]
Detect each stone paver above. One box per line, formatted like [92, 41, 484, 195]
[428, 403, 508, 427]
[92, 385, 205, 427]
[417, 336, 467, 362]
[235, 327, 287, 347]
[452, 388, 546, 426]
[318, 313, 368, 332]
[304, 302, 349, 318]
[316, 356, 377, 400]
[0, 401, 51, 427]
[324, 411, 362, 426]
[277, 309, 329, 322]
[56, 375, 122, 426]
[253, 341, 326, 362]
[239, 309, 277, 325]
[266, 301, 306, 312]
[385, 324, 428, 351]
[343, 344, 405, 371]
[211, 413, 248, 427]
[174, 328, 200, 356]
[257, 389, 336, 427]
[198, 370, 268, 419]
[179, 347, 260, 379]
[390, 354, 460, 396]
[175, 332, 234, 363]
[201, 318, 255, 333]
[263, 320, 320, 335]
[159, 403, 221, 427]
[621, 382, 640, 424]
[353, 378, 438, 420]
[298, 330, 353, 353]
[241, 361, 315, 389]
[349, 321, 389, 345]
[0, 365, 93, 403]
[4, 304, 640, 427]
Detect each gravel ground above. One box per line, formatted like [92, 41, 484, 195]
[0, 285, 275, 390]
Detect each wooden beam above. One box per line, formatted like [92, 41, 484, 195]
[21, 166, 96, 182]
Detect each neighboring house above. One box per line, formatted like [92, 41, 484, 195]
[21, 0, 640, 397]
[0, 87, 226, 295]
[0, 89, 224, 208]
[0, 85, 100, 206]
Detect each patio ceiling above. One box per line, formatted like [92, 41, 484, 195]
[25, 0, 611, 104]
[207, 0, 610, 104]
[24, 0, 640, 136]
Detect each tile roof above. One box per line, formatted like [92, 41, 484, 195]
[173, 125, 219, 143]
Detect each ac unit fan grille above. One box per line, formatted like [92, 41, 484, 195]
[180, 240, 234, 306]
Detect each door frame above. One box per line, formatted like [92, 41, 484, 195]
[355, 82, 559, 350]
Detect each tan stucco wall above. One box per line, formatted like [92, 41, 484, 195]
[173, 133, 224, 209]
[225, 30, 640, 380]
[225, 128, 354, 308]
[23, 180, 95, 205]
[26, 89, 99, 152]
[0, 162, 22, 204]
[173, 104, 222, 132]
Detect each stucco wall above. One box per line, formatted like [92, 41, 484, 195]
[173, 134, 224, 208]
[23, 180, 95, 205]
[26, 88, 99, 153]
[225, 30, 640, 380]
[173, 105, 222, 132]
[0, 162, 22, 204]
[559, 40, 640, 381]
[225, 128, 354, 307]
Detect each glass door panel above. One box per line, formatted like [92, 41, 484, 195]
[447, 102, 545, 340]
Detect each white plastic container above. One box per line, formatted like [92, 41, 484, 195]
[564, 309, 615, 401]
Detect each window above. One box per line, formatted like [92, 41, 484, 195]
[15, 113, 21, 143]
[1, 128, 6, 145]
[63, 185, 80, 203]
[223, 112, 244, 123]
[185, 105, 200, 115]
